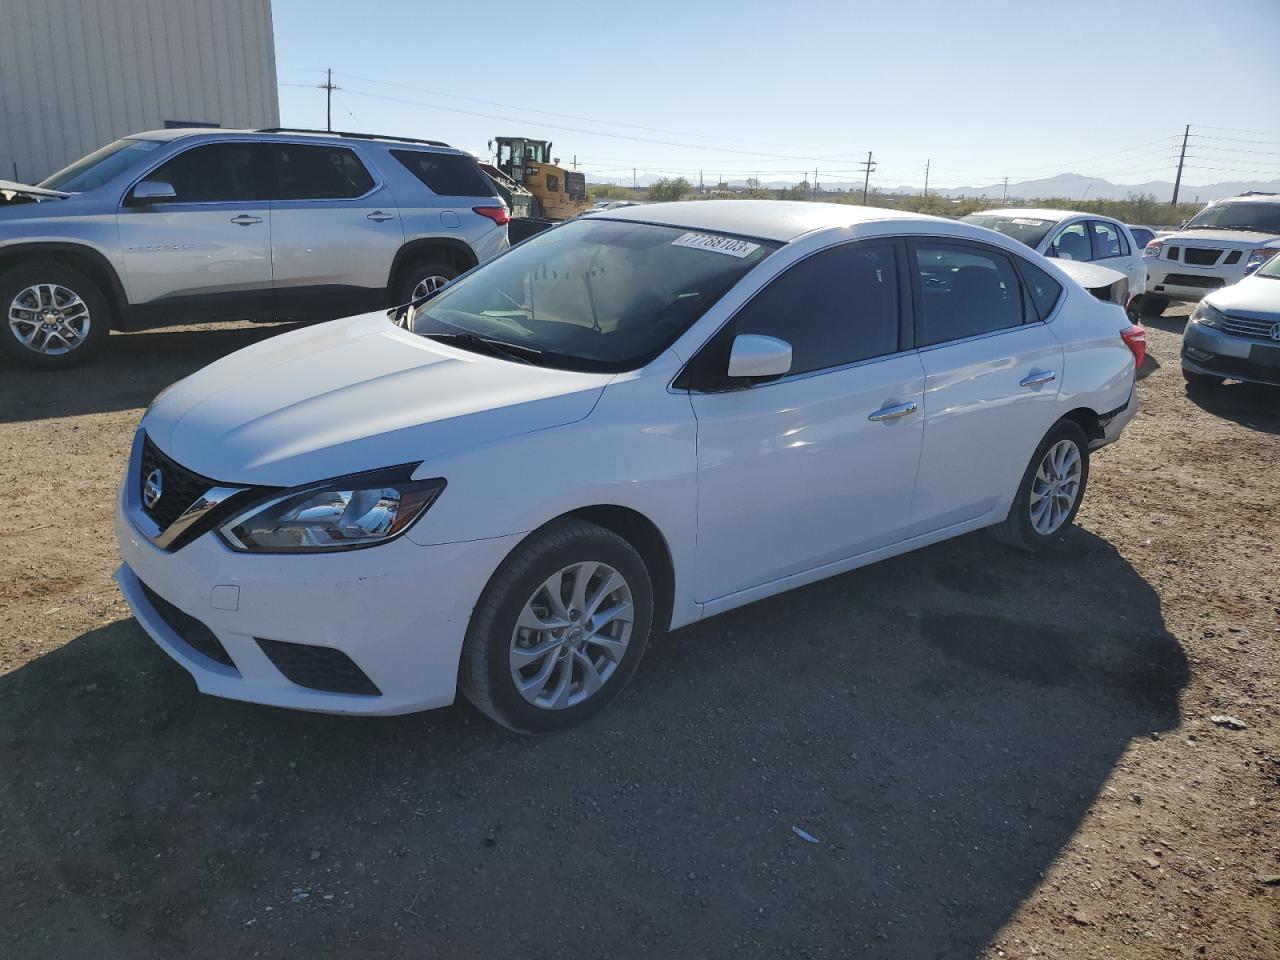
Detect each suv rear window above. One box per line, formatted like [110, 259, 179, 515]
[391, 150, 493, 197]
[272, 144, 374, 200]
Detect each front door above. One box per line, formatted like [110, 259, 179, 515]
[686, 241, 925, 602]
[117, 141, 273, 324]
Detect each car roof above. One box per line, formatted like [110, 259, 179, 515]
[970, 207, 1109, 223]
[594, 199, 942, 242]
[126, 128, 466, 155]
[1212, 192, 1280, 204]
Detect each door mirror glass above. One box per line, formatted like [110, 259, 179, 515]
[131, 180, 176, 203]
[727, 334, 792, 379]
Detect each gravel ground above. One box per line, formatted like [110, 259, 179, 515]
[1, 310, 1277, 960]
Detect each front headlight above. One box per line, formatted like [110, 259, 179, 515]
[1245, 247, 1279, 275]
[1189, 301, 1225, 328]
[218, 466, 445, 553]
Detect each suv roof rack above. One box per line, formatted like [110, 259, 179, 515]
[257, 127, 451, 148]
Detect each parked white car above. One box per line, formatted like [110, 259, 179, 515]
[962, 208, 1147, 308]
[1182, 250, 1280, 389]
[115, 201, 1141, 733]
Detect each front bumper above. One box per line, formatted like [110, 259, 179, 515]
[1146, 262, 1246, 302]
[114, 489, 524, 716]
[1182, 320, 1280, 387]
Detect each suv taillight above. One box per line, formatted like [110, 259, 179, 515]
[473, 206, 510, 226]
[1121, 324, 1146, 368]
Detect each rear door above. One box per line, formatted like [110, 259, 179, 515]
[266, 142, 404, 319]
[116, 141, 273, 323]
[1091, 219, 1146, 293]
[907, 239, 1064, 537]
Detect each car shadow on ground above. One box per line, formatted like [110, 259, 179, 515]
[0, 322, 304, 424]
[0, 528, 1187, 959]
[1184, 381, 1280, 435]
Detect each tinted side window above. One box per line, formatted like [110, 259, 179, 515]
[1048, 222, 1092, 261]
[272, 144, 374, 200]
[1017, 258, 1065, 321]
[1091, 220, 1125, 258]
[729, 243, 900, 377]
[391, 150, 494, 197]
[143, 143, 268, 202]
[913, 243, 1024, 346]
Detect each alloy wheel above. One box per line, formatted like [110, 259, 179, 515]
[509, 561, 634, 710]
[1029, 438, 1082, 535]
[8, 283, 91, 355]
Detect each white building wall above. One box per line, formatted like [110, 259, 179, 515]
[0, 0, 279, 183]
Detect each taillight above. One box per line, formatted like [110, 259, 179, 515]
[1121, 324, 1146, 368]
[473, 205, 510, 226]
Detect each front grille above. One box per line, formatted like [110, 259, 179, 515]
[1183, 247, 1221, 266]
[256, 638, 381, 696]
[1162, 273, 1224, 289]
[139, 581, 238, 670]
[1221, 314, 1279, 340]
[140, 436, 216, 531]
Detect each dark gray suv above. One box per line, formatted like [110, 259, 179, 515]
[0, 127, 509, 368]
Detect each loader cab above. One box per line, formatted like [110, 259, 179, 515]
[495, 137, 552, 183]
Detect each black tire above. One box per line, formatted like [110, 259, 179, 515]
[1138, 294, 1168, 319]
[0, 261, 111, 369]
[989, 419, 1091, 552]
[390, 258, 459, 322]
[458, 518, 654, 735]
[1182, 367, 1224, 390]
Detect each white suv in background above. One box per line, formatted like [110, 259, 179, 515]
[962, 208, 1148, 314]
[1140, 192, 1280, 318]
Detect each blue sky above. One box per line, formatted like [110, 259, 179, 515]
[274, 0, 1280, 190]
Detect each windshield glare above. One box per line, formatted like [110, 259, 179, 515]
[1185, 202, 1280, 234]
[961, 214, 1055, 248]
[410, 220, 777, 371]
[39, 138, 163, 192]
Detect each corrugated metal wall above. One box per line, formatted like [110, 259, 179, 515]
[0, 0, 279, 183]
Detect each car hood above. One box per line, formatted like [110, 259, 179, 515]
[1165, 228, 1279, 247]
[1205, 274, 1280, 319]
[142, 312, 614, 487]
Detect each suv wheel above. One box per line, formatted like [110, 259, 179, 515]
[0, 262, 110, 368]
[990, 420, 1091, 551]
[458, 518, 654, 735]
[1138, 294, 1168, 319]
[391, 259, 459, 328]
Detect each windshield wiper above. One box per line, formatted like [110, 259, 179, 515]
[424, 331, 541, 365]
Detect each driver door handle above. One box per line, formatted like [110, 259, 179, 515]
[868, 401, 918, 422]
[367, 211, 395, 222]
[230, 214, 262, 226]
[1020, 371, 1057, 387]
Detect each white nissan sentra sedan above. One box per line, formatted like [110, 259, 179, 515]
[115, 201, 1142, 733]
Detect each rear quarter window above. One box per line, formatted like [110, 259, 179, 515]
[392, 150, 494, 198]
[1017, 258, 1064, 321]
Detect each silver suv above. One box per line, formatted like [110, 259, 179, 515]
[0, 127, 510, 368]
[1140, 191, 1280, 318]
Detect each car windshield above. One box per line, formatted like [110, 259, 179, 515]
[1256, 252, 1280, 279]
[1184, 202, 1280, 235]
[961, 214, 1056, 248]
[410, 219, 778, 372]
[39, 138, 163, 192]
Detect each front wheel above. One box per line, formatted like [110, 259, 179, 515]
[990, 420, 1091, 551]
[0, 262, 111, 368]
[458, 518, 654, 734]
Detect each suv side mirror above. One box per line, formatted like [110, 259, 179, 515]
[131, 180, 176, 204]
[727, 334, 792, 379]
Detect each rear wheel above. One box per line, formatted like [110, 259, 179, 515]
[990, 420, 1091, 551]
[390, 258, 459, 329]
[458, 518, 654, 735]
[1182, 367, 1224, 390]
[0, 261, 110, 368]
[1138, 294, 1168, 319]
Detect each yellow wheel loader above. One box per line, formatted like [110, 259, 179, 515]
[492, 137, 591, 221]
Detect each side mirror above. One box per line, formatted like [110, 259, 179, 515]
[727, 334, 792, 379]
[131, 180, 176, 204]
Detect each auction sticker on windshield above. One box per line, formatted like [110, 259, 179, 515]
[671, 232, 761, 258]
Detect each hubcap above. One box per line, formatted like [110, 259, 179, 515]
[1029, 438, 1082, 535]
[8, 283, 91, 355]
[397, 275, 451, 330]
[509, 561, 634, 710]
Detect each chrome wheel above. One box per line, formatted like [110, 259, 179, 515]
[509, 561, 634, 710]
[411, 274, 449, 302]
[8, 283, 91, 355]
[1029, 438, 1082, 535]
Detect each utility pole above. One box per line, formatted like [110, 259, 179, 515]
[699, 170, 704, 194]
[1001, 176, 1009, 204]
[858, 151, 876, 204]
[923, 159, 930, 198]
[632, 168, 636, 190]
[319, 68, 338, 132]
[1172, 124, 1190, 206]
[814, 168, 819, 199]
[571, 155, 578, 170]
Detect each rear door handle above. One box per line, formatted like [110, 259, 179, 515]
[230, 214, 262, 226]
[367, 211, 395, 222]
[1020, 371, 1057, 387]
[868, 401, 918, 422]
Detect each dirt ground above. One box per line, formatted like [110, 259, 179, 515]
[1, 310, 1277, 960]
